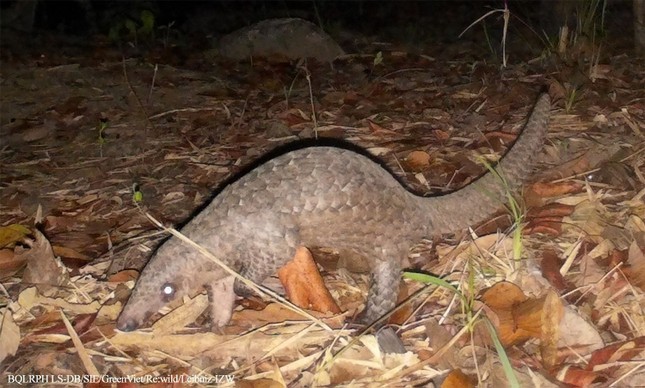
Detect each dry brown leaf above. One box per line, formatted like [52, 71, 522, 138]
[238, 378, 285, 388]
[0, 309, 20, 364]
[329, 336, 382, 383]
[524, 221, 562, 236]
[232, 301, 344, 329]
[32, 351, 59, 373]
[524, 181, 583, 205]
[626, 241, 645, 289]
[116, 322, 341, 360]
[424, 319, 457, 369]
[239, 295, 269, 311]
[107, 269, 139, 283]
[432, 128, 450, 141]
[0, 248, 25, 278]
[540, 249, 568, 291]
[20, 125, 53, 142]
[540, 290, 564, 370]
[482, 130, 518, 145]
[607, 248, 628, 268]
[539, 143, 623, 182]
[587, 336, 645, 369]
[96, 301, 123, 322]
[18, 286, 101, 316]
[20, 230, 70, 287]
[578, 251, 607, 285]
[527, 203, 576, 219]
[480, 281, 526, 310]
[52, 245, 90, 261]
[601, 225, 633, 251]
[17, 286, 39, 310]
[43, 215, 78, 230]
[557, 366, 606, 387]
[557, 307, 603, 352]
[367, 120, 387, 133]
[512, 297, 548, 343]
[151, 293, 209, 335]
[480, 282, 559, 347]
[111, 331, 231, 354]
[21, 312, 97, 347]
[441, 233, 514, 265]
[441, 369, 475, 388]
[565, 199, 609, 239]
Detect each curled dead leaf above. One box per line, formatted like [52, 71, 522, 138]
[277, 247, 341, 315]
[557, 366, 606, 387]
[524, 181, 583, 207]
[480, 281, 562, 347]
[20, 230, 70, 287]
[405, 150, 431, 171]
[527, 181, 584, 197]
[524, 221, 563, 236]
[107, 269, 139, 284]
[527, 203, 576, 219]
[540, 249, 569, 291]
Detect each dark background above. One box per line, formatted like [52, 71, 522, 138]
[1, 0, 637, 58]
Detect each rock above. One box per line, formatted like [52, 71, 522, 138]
[218, 18, 344, 62]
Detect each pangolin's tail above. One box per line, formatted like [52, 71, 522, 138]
[424, 94, 551, 234]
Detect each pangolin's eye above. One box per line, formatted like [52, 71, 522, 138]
[161, 282, 176, 302]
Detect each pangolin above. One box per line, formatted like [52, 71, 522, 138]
[116, 93, 551, 331]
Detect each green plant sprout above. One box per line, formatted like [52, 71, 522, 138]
[108, 9, 156, 47]
[97, 119, 108, 145]
[132, 183, 143, 203]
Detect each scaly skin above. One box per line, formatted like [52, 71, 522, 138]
[116, 94, 551, 331]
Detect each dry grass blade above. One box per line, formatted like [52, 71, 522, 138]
[59, 310, 99, 375]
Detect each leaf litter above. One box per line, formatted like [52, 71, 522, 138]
[1, 40, 644, 387]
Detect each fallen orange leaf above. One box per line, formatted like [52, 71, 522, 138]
[277, 247, 341, 315]
[480, 281, 563, 347]
[558, 365, 607, 386]
[441, 369, 475, 388]
[107, 269, 139, 283]
[540, 249, 569, 291]
[527, 181, 583, 197]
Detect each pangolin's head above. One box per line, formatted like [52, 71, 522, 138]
[116, 240, 209, 332]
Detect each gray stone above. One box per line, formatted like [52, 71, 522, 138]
[218, 18, 344, 62]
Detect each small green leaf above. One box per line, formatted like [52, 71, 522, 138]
[484, 318, 520, 388]
[373, 51, 383, 66]
[403, 271, 461, 295]
[140, 10, 155, 35]
[132, 183, 143, 203]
